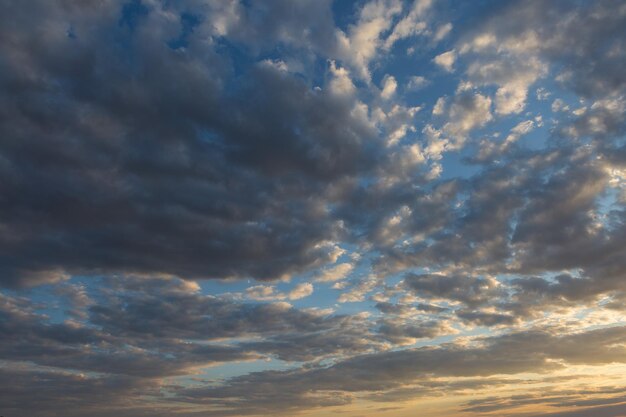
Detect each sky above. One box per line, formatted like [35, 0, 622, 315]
[0, 0, 626, 416]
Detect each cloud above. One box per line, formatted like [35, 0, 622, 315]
[407, 75, 429, 91]
[0, 365, 162, 417]
[0, 0, 384, 287]
[314, 262, 355, 283]
[404, 273, 504, 308]
[433, 22, 452, 42]
[465, 56, 547, 114]
[287, 282, 314, 300]
[246, 282, 313, 301]
[0, 275, 387, 379]
[433, 49, 456, 72]
[380, 74, 398, 100]
[335, 0, 403, 80]
[384, 0, 432, 49]
[442, 90, 493, 145]
[474, 119, 536, 161]
[170, 325, 626, 414]
[1, 1, 626, 416]
[458, 0, 626, 99]
[376, 318, 453, 344]
[455, 309, 517, 326]
[432, 96, 446, 115]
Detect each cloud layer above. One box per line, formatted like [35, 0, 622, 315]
[1, 0, 625, 416]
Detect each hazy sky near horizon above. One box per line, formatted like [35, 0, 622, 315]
[1, 0, 626, 416]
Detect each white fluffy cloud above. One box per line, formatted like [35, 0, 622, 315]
[433, 49, 456, 72]
[315, 262, 355, 283]
[246, 283, 314, 301]
[380, 74, 398, 100]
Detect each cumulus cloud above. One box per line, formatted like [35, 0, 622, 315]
[404, 273, 504, 308]
[335, 0, 404, 80]
[0, 0, 383, 287]
[433, 49, 457, 72]
[315, 262, 355, 283]
[245, 282, 313, 301]
[442, 90, 493, 145]
[464, 1, 626, 99]
[432, 96, 446, 115]
[380, 74, 398, 100]
[407, 75, 429, 91]
[384, 0, 432, 49]
[466, 56, 547, 114]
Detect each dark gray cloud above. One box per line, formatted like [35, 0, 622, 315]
[0, 0, 387, 287]
[377, 144, 625, 318]
[0, 275, 390, 415]
[459, 0, 626, 99]
[461, 384, 626, 416]
[0, 289, 257, 378]
[528, 402, 626, 417]
[0, 276, 389, 377]
[11, 275, 626, 416]
[455, 309, 516, 326]
[170, 325, 626, 414]
[403, 273, 504, 307]
[374, 301, 447, 314]
[0, 365, 162, 417]
[375, 318, 451, 344]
